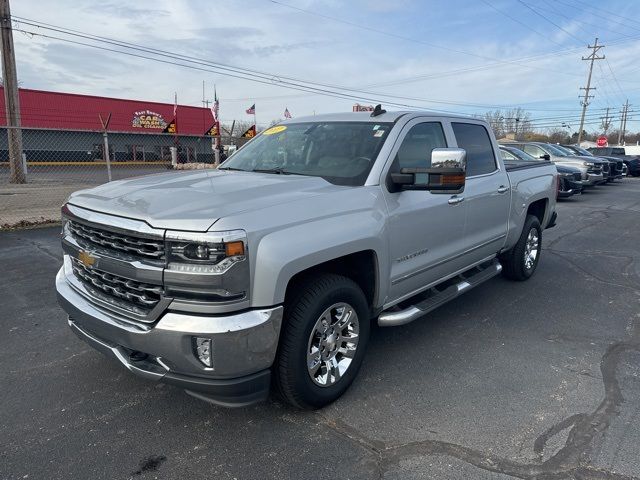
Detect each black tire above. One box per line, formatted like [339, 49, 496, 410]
[499, 215, 542, 281]
[274, 274, 370, 410]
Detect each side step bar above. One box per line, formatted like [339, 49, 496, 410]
[378, 259, 502, 327]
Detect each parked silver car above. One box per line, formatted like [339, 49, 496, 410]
[506, 142, 605, 186]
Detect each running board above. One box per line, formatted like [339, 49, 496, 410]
[378, 260, 502, 327]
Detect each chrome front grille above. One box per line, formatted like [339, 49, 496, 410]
[71, 258, 162, 318]
[68, 221, 165, 260]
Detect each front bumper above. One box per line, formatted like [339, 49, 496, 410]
[583, 173, 604, 186]
[558, 177, 583, 197]
[56, 266, 283, 407]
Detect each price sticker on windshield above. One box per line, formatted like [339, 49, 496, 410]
[263, 125, 287, 135]
[373, 130, 385, 137]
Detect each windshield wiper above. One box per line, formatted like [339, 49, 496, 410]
[252, 167, 294, 175]
[218, 166, 247, 171]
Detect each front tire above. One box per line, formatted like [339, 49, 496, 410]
[499, 215, 542, 281]
[274, 274, 370, 409]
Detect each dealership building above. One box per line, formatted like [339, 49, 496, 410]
[0, 88, 218, 163]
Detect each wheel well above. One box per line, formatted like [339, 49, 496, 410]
[284, 251, 378, 315]
[527, 199, 547, 225]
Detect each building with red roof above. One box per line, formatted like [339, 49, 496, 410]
[0, 88, 217, 163]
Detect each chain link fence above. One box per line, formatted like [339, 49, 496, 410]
[0, 126, 244, 228]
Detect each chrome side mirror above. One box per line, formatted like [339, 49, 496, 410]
[390, 148, 466, 193]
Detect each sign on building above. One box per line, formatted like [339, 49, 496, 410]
[353, 104, 375, 112]
[132, 110, 168, 129]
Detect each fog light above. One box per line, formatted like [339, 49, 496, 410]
[194, 337, 213, 368]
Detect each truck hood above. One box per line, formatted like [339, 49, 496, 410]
[68, 169, 345, 231]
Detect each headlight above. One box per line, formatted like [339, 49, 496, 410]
[165, 230, 246, 274]
[583, 161, 595, 167]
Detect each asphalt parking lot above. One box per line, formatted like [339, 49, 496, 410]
[2, 179, 640, 480]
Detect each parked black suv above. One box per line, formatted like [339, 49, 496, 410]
[587, 147, 640, 177]
[561, 145, 622, 182]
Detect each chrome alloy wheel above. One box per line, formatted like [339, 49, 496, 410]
[524, 228, 539, 270]
[307, 302, 360, 387]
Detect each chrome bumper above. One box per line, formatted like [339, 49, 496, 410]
[56, 266, 283, 406]
[583, 173, 604, 186]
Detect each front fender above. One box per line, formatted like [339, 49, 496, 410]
[251, 212, 388, 307]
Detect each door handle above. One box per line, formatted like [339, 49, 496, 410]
[497, 185, 509, 194]
[448, 196, 464, 205]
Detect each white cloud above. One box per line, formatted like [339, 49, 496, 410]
[9, 0, 640, 132]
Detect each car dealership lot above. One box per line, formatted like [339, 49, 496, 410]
[1, 179, 639, 480]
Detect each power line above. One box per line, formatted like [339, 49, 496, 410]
[537, 0, 639, 39]
[8, 18, 593, 114]
[269, 0, 590, 80]
[11, 25, 472, 115]
[475, 0, 566, 47]
[553, 0, 640, 34]
[517, 0, 587, 45]
[604, 58, 627, 103]
[560, 0, 640, 29]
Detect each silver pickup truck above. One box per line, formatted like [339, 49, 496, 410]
[56, 110, 558, 409]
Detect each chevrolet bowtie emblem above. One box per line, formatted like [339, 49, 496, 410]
[78, 251, 96, 267]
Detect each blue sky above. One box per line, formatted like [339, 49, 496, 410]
[11, 0, 640, 134]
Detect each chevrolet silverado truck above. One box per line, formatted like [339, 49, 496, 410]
[56, 110, 558, 409]
[507, 142, 606, 186]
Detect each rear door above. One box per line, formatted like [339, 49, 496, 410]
[451, 122, 510, 263]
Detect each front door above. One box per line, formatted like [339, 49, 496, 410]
[383, 119, 470, 305]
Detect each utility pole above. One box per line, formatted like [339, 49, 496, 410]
[0, 0, 25, 183]
[578, 38, 605, 144]
[618, 100, 630, 145]
[600, 107, 612, 135]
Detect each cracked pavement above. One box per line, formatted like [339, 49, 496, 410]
[1, 178, 639, 479]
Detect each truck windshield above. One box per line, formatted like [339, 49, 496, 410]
[544, 144, 569, 156]
[568, 146, 592, 156]
[504, 147, 537, 162]
[219, 121, 393, 186]
[554, 145, 575, 156]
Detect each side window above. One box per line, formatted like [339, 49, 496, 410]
[452, 123, 497, 176]
[500, 149, 517, 161]
[392, 122, 447, 171]
[523, 144, 542, 158]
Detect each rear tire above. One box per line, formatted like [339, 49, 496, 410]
[274, 274, 370, 410]
[499, 215, 542, 281]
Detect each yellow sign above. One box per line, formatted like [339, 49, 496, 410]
[132, 110, 168, 129]
[263, 125, 287, 135]
[78, 251, 95, 267]
[164, 120, 176, 134]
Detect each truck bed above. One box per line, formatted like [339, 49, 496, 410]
[504, 160, 554, 171]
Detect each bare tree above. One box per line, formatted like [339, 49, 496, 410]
[547, 128, 570, 145]
[477, 107, 532, 140]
